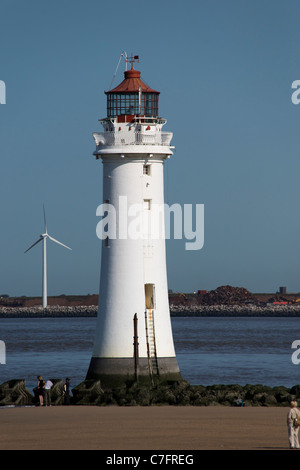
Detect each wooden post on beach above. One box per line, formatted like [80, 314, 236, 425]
[133, 313, 139, 384]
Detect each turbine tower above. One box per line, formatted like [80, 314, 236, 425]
[24, 205, 71, 308]
[86, 55, 181, 387]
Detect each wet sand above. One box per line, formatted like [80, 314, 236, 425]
[0, 405, 291, 450]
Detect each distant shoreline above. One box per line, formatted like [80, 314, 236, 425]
[2, 287, 300, 317]
[1, 304, 300, 317]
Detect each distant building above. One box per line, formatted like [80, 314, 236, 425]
[198, 290, 207, 295]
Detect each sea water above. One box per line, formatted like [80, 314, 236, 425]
[0, 316, 299, 393]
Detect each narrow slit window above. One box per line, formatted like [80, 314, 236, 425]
[143, 199, 151, 210]
[143, 164, 151, 176]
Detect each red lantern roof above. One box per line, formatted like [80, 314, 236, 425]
[106, 69, 159, 95]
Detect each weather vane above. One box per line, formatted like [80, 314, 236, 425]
[109, 52, 140, 90]
[125, 54, 139, 70]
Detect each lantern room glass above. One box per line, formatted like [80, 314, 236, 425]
[107, 92, 158, 118]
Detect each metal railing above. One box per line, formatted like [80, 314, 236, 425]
[93, 131, 173, 147]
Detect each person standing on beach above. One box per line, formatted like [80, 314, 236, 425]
[63, 377, 71, 405]
[44, 379, 53, 406]
[287, 401, 300, 448]
[37, 376, 45, 406]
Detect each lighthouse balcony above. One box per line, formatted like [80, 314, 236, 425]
[93, 131, 173, 147]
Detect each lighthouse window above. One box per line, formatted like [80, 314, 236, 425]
[143, 164, 151, 176]
[143, 199, 151, 210]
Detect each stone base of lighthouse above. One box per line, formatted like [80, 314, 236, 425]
[86, 357, 182, 389]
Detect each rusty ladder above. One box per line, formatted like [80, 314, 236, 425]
[145, 309, 159, 382]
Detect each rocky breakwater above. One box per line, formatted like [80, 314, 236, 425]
[170, 303, 300, 316]
[2, 379, 300, 407]
[2, 303, 300, 318]
[0, 379, 66, 406]
[0, 305, 98, 317]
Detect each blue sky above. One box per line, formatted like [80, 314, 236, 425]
[1, 0, 300, 297]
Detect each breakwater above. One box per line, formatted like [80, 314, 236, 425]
[170, 303, 300, 316]
[2, 379, 300, 407]
[0, 305, 98, 317]
[1, 304, 300, 317]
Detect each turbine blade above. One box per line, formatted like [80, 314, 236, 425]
[24, 237, 43, 253]
[47, 235, 72, 250]
[43, 204, 47, 234]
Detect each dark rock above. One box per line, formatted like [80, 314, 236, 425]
[0, 379, 34, 406]
[72, 379, 104, 405]
[290, 385, 300, 396]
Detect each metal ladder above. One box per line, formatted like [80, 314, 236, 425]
[145, 309, 159, 382]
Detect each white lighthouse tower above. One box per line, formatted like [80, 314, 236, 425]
[86, 55, 181, 387]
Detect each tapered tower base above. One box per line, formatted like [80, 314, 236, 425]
[86, 357, 182, 389]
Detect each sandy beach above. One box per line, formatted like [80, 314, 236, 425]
[0, 405, 291, 451]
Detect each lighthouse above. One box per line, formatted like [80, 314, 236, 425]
[86, 55, 181, 387]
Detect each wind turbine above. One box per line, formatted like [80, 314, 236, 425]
[24, 205, 72, 308]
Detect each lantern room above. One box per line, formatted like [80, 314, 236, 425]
[105, 66, 160, 122]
